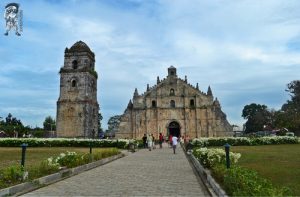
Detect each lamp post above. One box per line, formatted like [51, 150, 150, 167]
[224, 143, 231, 169]
[21, 143, 28, 168]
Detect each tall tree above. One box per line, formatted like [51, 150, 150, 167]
[107, 115, 122, 133]
[0, 113, 24, 136]
[43, 116, 56, 131]
[277, 80, 300, 135]
[242, 103, 271, 133]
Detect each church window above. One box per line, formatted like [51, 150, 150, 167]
[170, 89, 175, 96]
[71, 80, 77, 87]
[190, 99, 195, 107]
[152, 100, 156, 108]
[170, 100, 175, 108]
[170, 71, 175, 75]
[72, 60, 78, 69]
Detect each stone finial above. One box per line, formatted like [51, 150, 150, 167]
[157, 76, 160, 84]
[185, 75, 187, 82]
[207, 85, 213, 96]
[134, 88, 139, 97]
[196, 83, 199, 90]
[147, 84, 150, 91]
[213, 97, 220, 107]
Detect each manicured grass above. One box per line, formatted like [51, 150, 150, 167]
[0, 147, 118, 171]
[231, 144, 300, 196]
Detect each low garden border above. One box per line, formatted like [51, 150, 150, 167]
[0, 153, 125, 196]
[188, 151, 227, 197]
[182, 144, 227, 197]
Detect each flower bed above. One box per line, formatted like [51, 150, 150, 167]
[0, 138, 135, 149]
[193, 147, 241, 168]
[192, 136, 298, 147]
[0, 148, 120, 190]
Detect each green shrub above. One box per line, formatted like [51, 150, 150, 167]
[46, 149, 120, 169]
[28, 160, 60, 180]
[211, 165, 292, 196]
[93, 148, 119, 160]
[211, 164, 226, 186]
[55, 152, 82, 168]
[0, 165, 24, 188]
[193, 147, 241, 168]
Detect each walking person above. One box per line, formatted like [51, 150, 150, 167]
[172, 135, 178, 154]
[159, 133, 163, 149]
[151, 134, 156, 149]
[169, 134, 173, 148]
[147, 134, 153, 151]
[142, 134, 147, 148]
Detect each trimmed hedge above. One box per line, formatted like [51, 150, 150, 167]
[0, 138, 133, 149]
[192, 136, 299, 147]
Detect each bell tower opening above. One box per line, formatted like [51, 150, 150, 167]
[168, 121, 180, 137]
[167, 66, 177, 77]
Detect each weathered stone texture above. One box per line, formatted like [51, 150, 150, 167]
[116, 66, 232, 139]
[56, 41, 99, 138]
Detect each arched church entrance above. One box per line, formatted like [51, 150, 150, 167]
[168, 121, 180, 137]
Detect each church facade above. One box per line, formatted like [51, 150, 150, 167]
[56, 41, 99, 138]
[116, 66, 232, 139]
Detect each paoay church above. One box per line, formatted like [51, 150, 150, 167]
[55, 41, 232, 139]
[116, 66, 233, 139]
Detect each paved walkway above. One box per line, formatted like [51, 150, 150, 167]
[23, 143, 209, 196]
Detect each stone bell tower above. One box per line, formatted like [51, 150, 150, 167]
[56, 41, 99, 138]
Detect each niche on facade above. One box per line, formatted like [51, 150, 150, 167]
[72, 60, 78, 69]
[190, 99, 195, 107]
[71, 79, 77, 87]
[170, 89, 175, 96]
[170, 100, 175, 108]
[152, 100, 157, 108]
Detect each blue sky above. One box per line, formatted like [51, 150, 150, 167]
[0, 0, 300, 130]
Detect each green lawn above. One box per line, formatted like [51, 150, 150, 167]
[231, 144, 300, 196]
[0, 147, 118, 170]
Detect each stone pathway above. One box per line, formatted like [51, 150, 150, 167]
[22, 143, 209, 196]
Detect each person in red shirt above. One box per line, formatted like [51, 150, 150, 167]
[159, 133, 164, 148]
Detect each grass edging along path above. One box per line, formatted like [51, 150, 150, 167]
[0, 153, 125, 197]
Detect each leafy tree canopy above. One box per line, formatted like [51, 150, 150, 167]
[107, 115, 122, 133]
[43, 116, 56, 131]
[242, 103, 271, 133]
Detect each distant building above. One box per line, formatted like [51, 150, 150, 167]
[56, 41, 99, 138]
[116, 66, 233, 139]
[0, 131, 8, 137]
